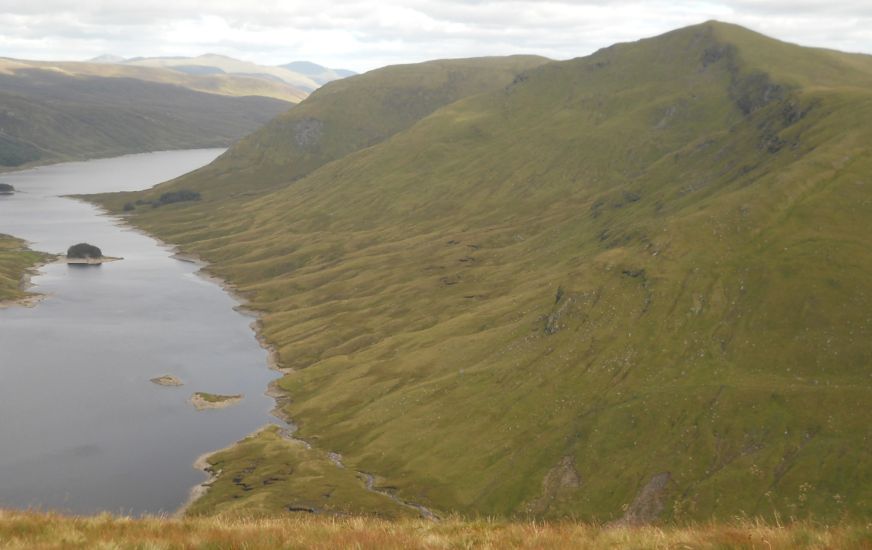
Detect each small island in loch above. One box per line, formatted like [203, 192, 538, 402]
[63, 242, 122, 265]
[0, 183, 15, 195]
[190, 392, 243, 411]
[150, 375, 183, 387]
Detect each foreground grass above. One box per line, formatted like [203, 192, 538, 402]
[1, 511, 869, 549]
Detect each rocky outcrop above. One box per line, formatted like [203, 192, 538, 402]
[524, 456, 582, 515]
[294, 118, 324, 150]
[617, 472, 672, 525]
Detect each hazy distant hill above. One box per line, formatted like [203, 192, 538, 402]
[280, 61, 357, 85]
[0, 58, 296, 169]
[92, 22, 872, 523]
[1, 57, 307, 102]
[88, 54, 125, 64]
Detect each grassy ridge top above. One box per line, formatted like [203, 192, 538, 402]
[91, 22, 872, 522]
[1, 510, 869, 549]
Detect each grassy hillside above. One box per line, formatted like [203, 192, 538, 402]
[0, 234, 50, 304]
[91, 22, 872, 523]
[112, 55, 548, 203]
[187, 426, 418, 518]
[0, 60, 296, 169]
[1, 511, 869, 550]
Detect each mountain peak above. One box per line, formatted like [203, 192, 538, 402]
[196, 53, 236, 60]
[282, 60, 328, 73]
[582, 20, 872, 91]
[278, 61, 358, 83]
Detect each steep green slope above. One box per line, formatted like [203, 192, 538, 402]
[118, 55, 549, 201]
[0, 63, 294, 169]
[92, 22, 872, 522]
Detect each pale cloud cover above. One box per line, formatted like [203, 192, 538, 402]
[1, 1, 870, 72]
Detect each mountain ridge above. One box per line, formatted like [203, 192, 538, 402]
[116, 54, 549, 200]
[280, 61, 357, 84]
[119, 54, 353, 92]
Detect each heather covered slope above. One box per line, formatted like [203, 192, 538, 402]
[0, 60, 295, 169]
[92, 22, 872, 522]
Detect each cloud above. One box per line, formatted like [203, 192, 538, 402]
[0, 0, 870, 71]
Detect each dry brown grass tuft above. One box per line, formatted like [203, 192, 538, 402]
[0, 510, 870, 549]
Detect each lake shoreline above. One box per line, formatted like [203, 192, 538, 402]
[0, 146, 235, 176]
[77, 204, 292, 516]
[0, 247, 126, 310]
[0, 244, 55, 310]
[87, 201, 423, 520]
[1, 149, 278, 515]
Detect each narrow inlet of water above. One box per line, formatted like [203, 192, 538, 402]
[0, 150, 278, 515]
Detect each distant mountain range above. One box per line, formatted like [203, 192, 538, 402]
[0, 57, 299, 169]
[0, 53, 357, 170]
[280, 61, 357, 85]
[89, 54, 356, 92]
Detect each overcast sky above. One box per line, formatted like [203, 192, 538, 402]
[1, 1, 871, 72]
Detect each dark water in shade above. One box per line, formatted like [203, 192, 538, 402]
[0, 150, 279, 515]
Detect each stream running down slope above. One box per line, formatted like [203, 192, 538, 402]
[0, 150, 279, 515]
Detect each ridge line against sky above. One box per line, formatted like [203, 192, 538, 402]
[1, 1, 871, 73]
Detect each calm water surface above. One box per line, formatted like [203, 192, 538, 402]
[0, 150, 279, 514]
